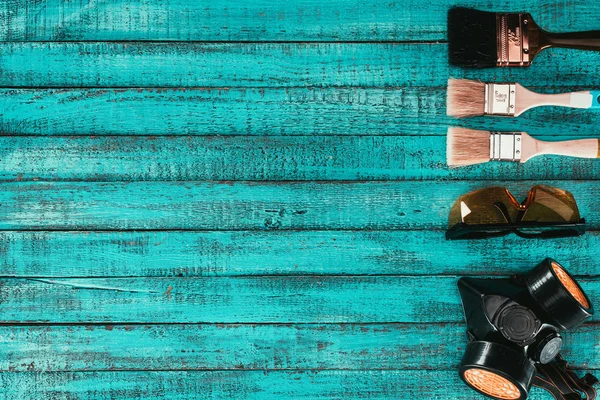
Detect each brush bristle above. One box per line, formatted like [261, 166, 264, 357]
[446, 79, 486, 118]
[447, 127, 491, 167]
[448, 7, 497, 68]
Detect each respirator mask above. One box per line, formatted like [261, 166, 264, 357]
[458, 258, 598, 399]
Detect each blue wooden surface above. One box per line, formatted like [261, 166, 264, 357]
[2, 1, 600, 399]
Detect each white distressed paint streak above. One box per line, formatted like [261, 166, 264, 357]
[27, 279, 160, 294]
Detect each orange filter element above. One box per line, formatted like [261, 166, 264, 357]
[552, 262, 590, 309]
[463, 368, 521, 400]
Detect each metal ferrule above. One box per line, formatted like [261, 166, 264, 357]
[490, 132, 522, 161]
[496, 13, 531, 67]
[484, 83, 516, 116]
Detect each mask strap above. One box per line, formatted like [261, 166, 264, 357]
[533, 355, 598, 399]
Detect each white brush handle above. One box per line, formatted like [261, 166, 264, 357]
[515, 84, 600, 116]
[527, 92, 594, 108]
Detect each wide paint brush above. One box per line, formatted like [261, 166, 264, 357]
[447, 127, 600, 167]
[447, 78, 600, 118]
[448, 7, 600, 68]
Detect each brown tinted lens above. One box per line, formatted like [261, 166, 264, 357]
[449, 187, 523, 227]
[551, 262, 590, 309]
[463, 368, 521, 399]
[521, 186, 581, 223]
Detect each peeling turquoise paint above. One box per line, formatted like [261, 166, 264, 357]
[1, 1, 599, 399]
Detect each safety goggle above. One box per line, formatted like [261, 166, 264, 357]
[446, 185, 586, 240]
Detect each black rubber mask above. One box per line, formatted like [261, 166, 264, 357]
[458, 258, 597, 400]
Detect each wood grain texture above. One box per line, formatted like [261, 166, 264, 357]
[2, 230, 600, 278]
[0, 323, 596, 372]
[2, 42, 600, 88]
[3, 87, 600, 137]
[0, 276, 598, 323]
[2, 0, 599, 42]
[3, 135, 600, 181]
[4, 87, 446, 136]
[3, 1, 600, 398]
[0, 370, 589, 399]
[0, 180, 596, 230]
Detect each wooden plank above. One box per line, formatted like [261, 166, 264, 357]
[1, 42, 599, 87]
[3, 87, 598, 137]
[0, 181, 597, 230]
[2, 230, 600, 278]
[4, 135, 600, 182]
[4, 87, 600, 137]
[0, 276, 598, 323]
[2, 0, 600, 42]
[0, 323, 596, 371]
[0, 370, 583, 399]
[2, 87, 447, 136]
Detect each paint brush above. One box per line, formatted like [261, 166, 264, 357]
[447, 127, 600, 167]
[448, 7, 600, 68]
[447, 78, 600, 118]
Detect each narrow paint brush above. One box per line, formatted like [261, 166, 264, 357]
[447, 78, 600, 118]
[448, 7, 600, 68]
[447, 127, 600, 167]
